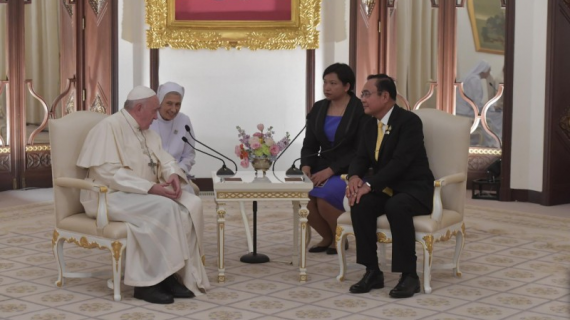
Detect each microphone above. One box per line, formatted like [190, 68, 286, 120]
[287, 138, 347, 176]
[184, 124, 238, 173]
[181, 136, 235, 177]
[270, 123, 306, 177]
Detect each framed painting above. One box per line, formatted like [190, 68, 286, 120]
[467, 0, 505, 54]
[146, 0, 321, 50]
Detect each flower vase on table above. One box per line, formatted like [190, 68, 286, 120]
[235, 123, 291, 178]
[250, 156, 273, 177]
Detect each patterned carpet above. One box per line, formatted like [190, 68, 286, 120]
[0, 197, 569, 320]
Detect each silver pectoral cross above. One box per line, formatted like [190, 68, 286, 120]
[148, 158, 157, 174]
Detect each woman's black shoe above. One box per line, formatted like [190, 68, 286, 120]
[326, 240, 349, 254]
[308, 245, 328, 253]
[134, 285, 174, 304]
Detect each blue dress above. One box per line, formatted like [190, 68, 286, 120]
[309, 116, 347, 211]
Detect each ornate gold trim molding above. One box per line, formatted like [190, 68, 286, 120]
[89, 94, 107, 114]
[216, 192, 309, 199]
[62, 0, 73, 17]
[0, 147, 9, 154]
[362, 0, 376, 18]
[52, 229, 60, 246]
[65, 91, 76, 115]
[25, 145, 50, 152]
[111, 241, 123, 272]
[146, 0, 321, 50]
[469, 148, 502, 156]
[88, 0, 106, 16]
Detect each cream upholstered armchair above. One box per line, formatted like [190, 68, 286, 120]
[50, 111, 128, 302]
[335, 109, 471, 294]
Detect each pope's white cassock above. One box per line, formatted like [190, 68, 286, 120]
[76, 109, 210, 294]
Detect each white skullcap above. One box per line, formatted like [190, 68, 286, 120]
[127, 86, 156, 101]
[157, 82, 185, 103]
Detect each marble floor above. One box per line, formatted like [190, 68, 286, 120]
[0, 188, 569, 320]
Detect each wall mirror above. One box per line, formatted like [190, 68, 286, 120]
[24, 0, 60, 146]
[385, 1, 439, 110]
[455, 0, 505, 149]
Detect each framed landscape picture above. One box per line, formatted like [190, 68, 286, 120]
[467, 0, 505, 54]
[146, 0, 321, 50]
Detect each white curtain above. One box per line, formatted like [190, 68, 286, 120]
[24, 0, 60, 126]
[394, 1, 438, 108]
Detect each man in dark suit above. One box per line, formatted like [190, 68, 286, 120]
[345, 74, 434, 298]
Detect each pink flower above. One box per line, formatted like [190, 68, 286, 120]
[248, 136, 260, 146]
[234, 145, 242, 157]
[257, 123, 264, 131]
[240, 158, 249, 168]
[265, 137, 275, 146]
[250, 141, 261, 150]
[270, 144, 280, 156]
[253, 132, 264, 138]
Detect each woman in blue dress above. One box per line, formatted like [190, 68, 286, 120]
[301, 63, 369, 254]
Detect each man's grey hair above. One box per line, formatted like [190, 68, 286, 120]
[124, 97, 150, 110]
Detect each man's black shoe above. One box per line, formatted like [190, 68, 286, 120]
[389, 274, 421, 298]
[134, 285, 174, 304]
[349, 269, 384, 293]
[161, 274, 195, 298]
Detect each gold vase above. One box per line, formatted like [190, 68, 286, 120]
[251, 157, 272, 176]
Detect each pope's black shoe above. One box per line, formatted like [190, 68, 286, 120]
[161, 274, 195, 298]
[134, 285, 174, 304]
[389, 274, 421, 298]
[349, 269, 384, 293]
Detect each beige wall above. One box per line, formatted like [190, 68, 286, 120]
[511, 0, 547, 191]
[117, 0, 548, 192]
[118, 0, 350, 178]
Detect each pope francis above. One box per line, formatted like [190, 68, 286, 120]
[76, 86, 210, 304]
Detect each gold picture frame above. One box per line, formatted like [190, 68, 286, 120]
[467, 0, 505, 55]
[145, 0, 321, 50]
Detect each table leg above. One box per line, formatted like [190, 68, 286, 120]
[216, 202, 226, 283]
[298, 200, 309, 282]
[292, 201, 300, 267]
[239, 201, 254, 253]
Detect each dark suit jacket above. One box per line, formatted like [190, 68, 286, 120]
[300, 94, 370, 174]
[348, 105, 435, 210]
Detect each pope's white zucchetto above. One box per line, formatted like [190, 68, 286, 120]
[126, 86, 156, 101]
[157, 82, 185, 104]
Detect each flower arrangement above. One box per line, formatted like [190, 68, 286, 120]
[235, 124, 291, 168]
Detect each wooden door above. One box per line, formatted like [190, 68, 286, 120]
[82, 0, 115, 114]
[542, 0, 570, 205]
[350, 0, 380, 94]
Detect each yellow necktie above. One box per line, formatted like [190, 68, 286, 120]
[374, 121, 393, 197]
[375, 122, 384, 161]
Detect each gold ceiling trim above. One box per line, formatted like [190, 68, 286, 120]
[0, 147, 9, 154]
[146, 0, 321, 50]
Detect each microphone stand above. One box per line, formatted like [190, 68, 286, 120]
[184, 125, 238, 173]
[271, 124, 306, 180]
[287, 137, 348, 176]
[181, 137, 234, 177]
[239, 200, 269, 264]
